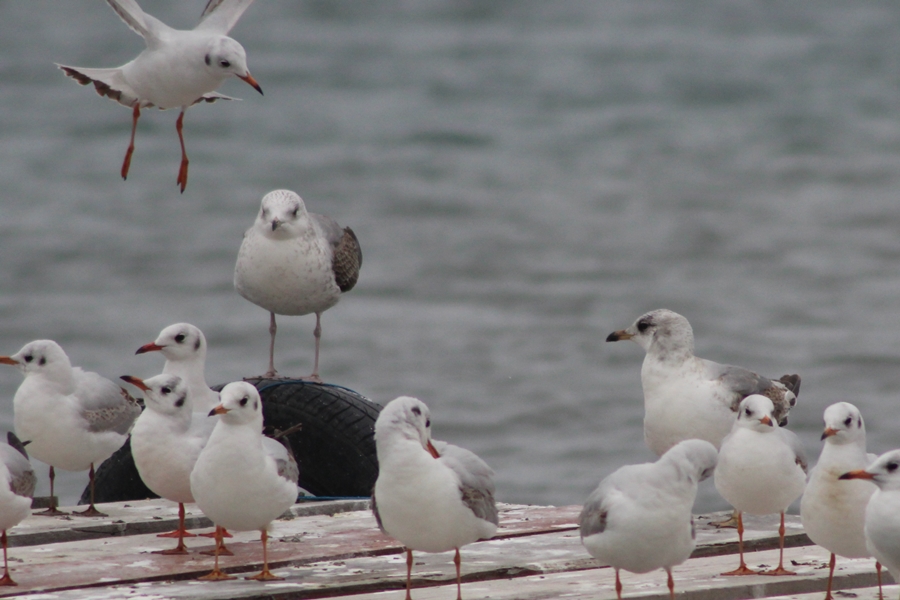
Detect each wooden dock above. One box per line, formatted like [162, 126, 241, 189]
[1, 499, 892, 599]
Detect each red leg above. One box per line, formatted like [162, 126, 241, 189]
[454, 548, 462, 600]
[0, 531, 16, 586]
[821, 553, 835, 600]
[721, 512, 758, 575]
[121, 104, 140, 180]
[249, 530, 282, 581]
[35, 466, 68, 517]
[667, 568, 676, 600]
[761, 512, 796, 575]
[876, 561, 883, 600]
[73, 464, 108, 517]
[158, 503, 198, 539]
[615, 568, 622, 600]
[200, 526, 233, 556]
[198, 526, 235, 580]
[175, 110, 189, 193]
[405, 548, 414, 600]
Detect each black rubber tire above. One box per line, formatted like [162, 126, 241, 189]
[80, 379, 382, 505]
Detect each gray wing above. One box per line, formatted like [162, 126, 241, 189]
[105, 0, 170, 41]
[705, 361, 798, 425]
[434, 440, 499, 526]
[579, 481, 610, 538]
[197, 0, 255, 33]
[779, 428, 808, 474]
[1, 434, 36, 498]
[263, 436, 299, 485]
[311, 214, 362, 293]
[73, 369, 142, 435]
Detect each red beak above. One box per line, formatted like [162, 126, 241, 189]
[839, 469, 876, 481]
[0, 356, 18, 365]
[120, 375, 149, 392]
[238, 73, 263, 95]
[759, 415, 773, 427]
[208, 404, 229, 417]
[426, 441, 440, 459]
[821, 427, 838, 440]
[135, 342, 164, 355]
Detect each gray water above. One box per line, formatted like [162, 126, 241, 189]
[1, 1, 900, 512]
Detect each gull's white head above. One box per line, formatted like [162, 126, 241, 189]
[0, 339, 73, 382]
[121, 374, 190, 418]
[374, 396, 435, 454]
[210, 381, 263, 427]
[841, 449, 900, 491]
[606, 308, 694, 358]
[661, 438, 719, 484]
[203, 36, 262, 94]
[136, 323, 208, 364]
[735, 395, 777, 433]
[253, 189, 311, 240]
[820, 402, 866, 447]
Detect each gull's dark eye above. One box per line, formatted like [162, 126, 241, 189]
[161, 386, 171, 395]
[887, 462, 898, 473]
[844, 417, 853, 427]
[204, 54, 211, 66]
[174, 334, 186, 344]
[219, 59, 231, 68]
[239, 396, 249, 407]
[744, 408, 752, 417]
[637, 319, 651, 333]
[174, 396, 185, 408]
[425, 419, 431, 427]
[291, 205, 299, 218]
[23, 355, 33, 363]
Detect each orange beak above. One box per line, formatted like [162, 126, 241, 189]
[120, 375, 149, 392]
[606, 330, 633, 342]
[238, 73, 263, 95]
[0, 356, 18, 365]
[135, 342, 164, 355]
[839, 469, 876, 481]
[759, 415, 773, 427]
[426, 440, 440, 459]
[821, 427, 838, 440]
[208, 404, 229, 417]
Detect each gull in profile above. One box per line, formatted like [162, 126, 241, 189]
[372, 396, 498, 600]
[580, 439, 718, 600]
[0, 340, 141, 517]
[57, 0, 263, 192]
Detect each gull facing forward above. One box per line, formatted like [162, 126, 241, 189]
[57, 0, 262, 192]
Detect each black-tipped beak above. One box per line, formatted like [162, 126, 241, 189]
[606, 330, 632, 342]
[238, 73, 263, 95]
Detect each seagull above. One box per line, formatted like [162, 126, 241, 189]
[0, 433, 36, 587]
[580, 439, 718, 600]
[840, 449, 900, 594]
[607, 309, 800, 456]
[190, 381, 298, 581]
[801, 402, 882, 600]
[714, 395, 807, 576]
[135, 323, 218, 411]
[123, 373, 209, 554]
[234, 189, 362, 381]
[0, 340, 141, 517]
[57, 0, 263, 192]
[372, 396, 498, 600]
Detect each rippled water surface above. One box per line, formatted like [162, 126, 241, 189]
[2, 1, 900, 510]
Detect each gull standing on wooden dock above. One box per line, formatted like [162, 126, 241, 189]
[801, 402, 881, 600]
[190, 381, 298, 581]
[234, 189, 362, 381]
[372, 396, 498, 600]
[135, 323, 218, 411]
[56, 0, 262, 192]
[606, 309, 800, 456]
[715, 395, 807, 576]
[122, 374, 209, 554]
[580, 439, 718, 600]
[0, 340, 141, 517]
[0, 433, 36, 586]
[841, 449, 900, 596]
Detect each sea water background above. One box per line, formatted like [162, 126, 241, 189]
[1, 1, 900, 511]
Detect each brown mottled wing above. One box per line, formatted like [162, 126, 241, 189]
[1, 433, 36, 498]
[73, 369, 142, 435]
[705, 361, 798, 426]
[434, 441, 499, 526]
[333, 227, 362, 292]
[57, 65, 144, 109]
[579, 489, 609, 538]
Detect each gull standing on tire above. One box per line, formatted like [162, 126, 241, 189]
[372, 396, 498, 600]
[580, 439, 718, 600]
[56, 0, 263, 192]
[190, 382, 298, 581]
[0, 340, 141, 517]
[715, 395, 807, 576]
[234, 189, 362, 381]
[801, 402, 881, 600]
[606, 309, 800, 456]
[0, 433, 36, 586]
